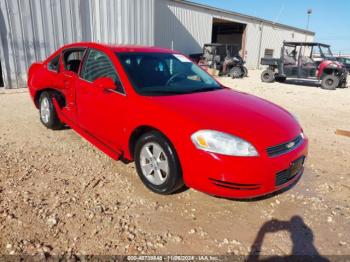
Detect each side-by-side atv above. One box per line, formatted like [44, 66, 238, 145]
[191, 43, 248, 78]
[260, 42, 348, 90]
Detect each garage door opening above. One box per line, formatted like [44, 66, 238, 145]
[212, 18, 247, 56]
[0, 60, 3, 88]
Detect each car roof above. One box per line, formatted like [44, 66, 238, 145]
[284, 41, 330, 48]
[204, 43, 238, 47]
[61, 42, 176, 53]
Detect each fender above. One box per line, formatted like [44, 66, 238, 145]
[317, 60, 343, 78]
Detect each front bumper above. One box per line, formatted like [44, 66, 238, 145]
[181, 138, 308, 199]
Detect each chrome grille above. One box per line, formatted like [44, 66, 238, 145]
[267, 134, 303, 157]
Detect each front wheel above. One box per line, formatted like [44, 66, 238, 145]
[321, 75, 339, 90]
[261, 69, 275, 83]
[134, 131, 184, 195]
[243, 66, 248, 77]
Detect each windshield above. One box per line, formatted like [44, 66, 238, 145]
[341, 58, 350, 64]
[320, 46, 334, 58]
[116, 52, 222, 96]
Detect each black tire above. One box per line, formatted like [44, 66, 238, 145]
[261, 70, 275, 83]
[39, 91, 64, 130]
[230, 67, 243, 79]
[338, 80, 348, 88]
[134, 131, 184, 195]
[276, 76, 286, 83]
[243, 66, 248, 77]
[321, 75, 339, 90]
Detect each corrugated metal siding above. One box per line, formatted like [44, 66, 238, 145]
[0, 0, 315, 88]
[0, 0, 154, 89]
[154, 0, 212, 54]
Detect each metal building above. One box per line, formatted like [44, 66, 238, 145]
[0, 0, 314, 89]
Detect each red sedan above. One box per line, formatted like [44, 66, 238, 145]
[28, 42, 308, 199]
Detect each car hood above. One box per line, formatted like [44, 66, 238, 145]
[150, 88, 301, 149]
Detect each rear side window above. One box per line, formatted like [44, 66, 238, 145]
[264, 49, 274, 58]
[63, 49, 85, 74]
[48, 55, 60, 72]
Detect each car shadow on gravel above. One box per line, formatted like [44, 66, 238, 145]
[247, 216, 330, 261]
[284, 79, 320, 88]
[55, 124, 71, 130]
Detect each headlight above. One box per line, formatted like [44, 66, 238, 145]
[191, 130, 258, 156]
[328, 63, 338, 68]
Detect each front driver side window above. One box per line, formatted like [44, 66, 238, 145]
[81, 49, 124, 94]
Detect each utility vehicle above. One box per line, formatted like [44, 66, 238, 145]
[191, 43, 248, 78]
[261, 42, 347, 90]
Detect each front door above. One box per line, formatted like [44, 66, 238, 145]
[76, 48, 127, 149]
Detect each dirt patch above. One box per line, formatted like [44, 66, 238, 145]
[0, 71, 349, 256]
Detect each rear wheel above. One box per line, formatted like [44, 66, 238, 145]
[39, 91, 64, 130]
[261, 70, 275, 83]
[230, 67, 243, 79]
[134, 131, 184, 195]
[321, 75, 339, 90]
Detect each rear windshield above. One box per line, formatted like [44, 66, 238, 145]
[116, 52, 221, 96]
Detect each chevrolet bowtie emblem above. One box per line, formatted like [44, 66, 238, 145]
[286, 142, 295, 149]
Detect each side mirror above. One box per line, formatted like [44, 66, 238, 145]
[93, 77, 116, 91]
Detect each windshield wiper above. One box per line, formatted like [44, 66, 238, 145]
[189, 87, 220, 93]
[143, 90, 189, 95]
[141, 87, 221, 96]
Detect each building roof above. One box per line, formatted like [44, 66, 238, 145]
[172, 0, 315, 36]
[284, 42, 329, 47]
[61, 42, 175, 53]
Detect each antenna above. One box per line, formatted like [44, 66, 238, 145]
[274, 3, 285, 24]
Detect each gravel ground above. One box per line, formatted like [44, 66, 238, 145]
[0, 70, 349, 257]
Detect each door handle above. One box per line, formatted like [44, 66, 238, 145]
[105, 88, 120, 94]
[64, 74, 73, 79]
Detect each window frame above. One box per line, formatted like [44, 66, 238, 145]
[264, 48, 274, 58]
[47, 54, 61, 73]
[62, 47, 87, 72]
[79, 48, 126, 95]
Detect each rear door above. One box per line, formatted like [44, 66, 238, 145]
[58, 48, 86, 122]
[76, 48, 127, 149]
[282, 45, 298, 77]
[46, 54, 61, 89]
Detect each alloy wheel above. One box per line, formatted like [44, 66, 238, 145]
[140, 142, 169, 185]
[40, 97, 50, 124]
